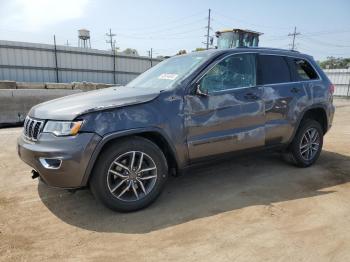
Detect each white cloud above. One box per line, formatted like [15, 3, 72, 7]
[0, 0, 89, 31]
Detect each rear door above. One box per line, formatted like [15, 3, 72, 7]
[184, 53, 265, 160]
[286, 56, 323, 102]
[258, 54, 307, 145]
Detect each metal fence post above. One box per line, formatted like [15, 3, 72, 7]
[53, 35, 59, 83]
[112, 50, 116, 85]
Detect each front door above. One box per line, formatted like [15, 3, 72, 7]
[184, 53, 265, 161]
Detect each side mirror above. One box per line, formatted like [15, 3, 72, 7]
[195, 83, 209, 97]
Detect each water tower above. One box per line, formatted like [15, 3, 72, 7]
[78, 29, 91, 48]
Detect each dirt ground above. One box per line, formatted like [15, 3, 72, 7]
[1, 98, 350, 262]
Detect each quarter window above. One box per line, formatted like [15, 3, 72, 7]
[258, 55, 291, 85]
[200, 53, 256, 93]
[290, 58, 319, 80]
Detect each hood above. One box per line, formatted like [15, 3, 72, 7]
[29, 86, 160, 120]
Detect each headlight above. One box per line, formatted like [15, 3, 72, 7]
[43, 121, 83, 136]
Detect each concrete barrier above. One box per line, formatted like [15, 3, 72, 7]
[0, 80, 117, 90]
[72, 82, 96, 91]
[0, 81, 119, 126]
[46, 83, 73, 89]
[0, 80, 16, 89]
[16, 82, 46, 89]
[72, 82, 115, 91]
[0, 89, 81, 126]
[96, 83, 117, 89]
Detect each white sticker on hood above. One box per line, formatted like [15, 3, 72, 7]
[158, 73, 178, 80]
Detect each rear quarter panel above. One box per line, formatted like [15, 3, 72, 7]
[288, 58, 334, 142]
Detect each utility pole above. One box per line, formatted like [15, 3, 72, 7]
[106, 28, 116, 51]
[148, 48, 153, 68]
[204, 8, 212, 50]
[106, 28, 117, 84]
[288, 26, 300, 51]
[65, 40, 70, 46]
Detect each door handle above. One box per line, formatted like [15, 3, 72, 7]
[244, 93, 259, 100]
[291, 87, 300, 93]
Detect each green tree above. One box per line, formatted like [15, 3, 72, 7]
[319, 57, 350, 69]
[193, 47, 206, 52]
[122, 48, 139, 56]
[176, 50, 187, 55]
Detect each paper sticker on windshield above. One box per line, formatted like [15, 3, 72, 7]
[158, 73, 178, 80]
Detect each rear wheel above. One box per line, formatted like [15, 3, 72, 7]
[90, 137, 168, 212]
[284, 119, 323, 167]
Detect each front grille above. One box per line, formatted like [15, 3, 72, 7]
[23, 117, 44, 141]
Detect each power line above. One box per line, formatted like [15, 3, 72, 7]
[288, 26, 301, 50]
[111, 10, 206, 32]
[116, 18, 205, 37]
[260, 28, 350, 42]
[299, 38, 348, 51]
[117, 27, 203, 40]
[297, 45, 349, 57]
[302, 28, 350, 37]
[300, 35, 350, 48]
[213, 9, 290, 31]
[117, 33, 203, 40]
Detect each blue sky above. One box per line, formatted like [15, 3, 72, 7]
[0, 0, 349, 60]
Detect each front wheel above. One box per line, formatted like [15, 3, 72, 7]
[90, 137, 168, 212]
[285, 119, 324, 167]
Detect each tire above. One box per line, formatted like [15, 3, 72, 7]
[90, 136, 168, 212]
[284, 119, 324, 167]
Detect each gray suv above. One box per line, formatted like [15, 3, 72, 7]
[17, 48, 335, 211]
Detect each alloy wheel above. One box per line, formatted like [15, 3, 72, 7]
[106, 151, 158, 202]
[299, 127, 320, 161]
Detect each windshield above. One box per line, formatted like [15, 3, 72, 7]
[126, 52, 211, 90]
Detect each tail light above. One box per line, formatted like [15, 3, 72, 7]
[329, 83, 335, 94]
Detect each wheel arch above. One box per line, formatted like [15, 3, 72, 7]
[81, 127, 179, 186]
[301, 107, 328, 134]
[289, 104, 328, 144]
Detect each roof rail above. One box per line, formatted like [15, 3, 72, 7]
[241, 47, 300, 53]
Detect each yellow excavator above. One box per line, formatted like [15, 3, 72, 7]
[215, 28, 263, 49]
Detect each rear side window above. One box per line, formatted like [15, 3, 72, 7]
[288, 58, 319, 81]
[258, 55, 291, 85]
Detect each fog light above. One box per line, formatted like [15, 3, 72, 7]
[39, 158, 62, 169]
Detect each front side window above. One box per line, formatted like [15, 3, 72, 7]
[200, 53, 256, 93]
[290, 58, 319, 80]
[258, 55, 291, 85]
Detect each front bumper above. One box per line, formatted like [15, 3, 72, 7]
[17, 132, 101, 188]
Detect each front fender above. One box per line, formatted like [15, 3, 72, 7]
[80, 127, 180, 186]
